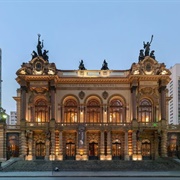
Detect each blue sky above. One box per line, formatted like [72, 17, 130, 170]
[0, 0, 180, 114]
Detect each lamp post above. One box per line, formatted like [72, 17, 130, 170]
[0, 107, 7, 123]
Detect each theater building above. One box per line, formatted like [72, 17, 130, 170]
[4, 37, 177, 161]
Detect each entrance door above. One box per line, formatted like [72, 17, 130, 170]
[6, 133, 19, 160]
[36, 142, 45, 159]
[89, 142, 98, 160]
[65, 142, 75, 160]
[142, 139, 151, 160]
[112, 142, 121, 160]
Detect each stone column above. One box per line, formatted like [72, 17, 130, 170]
[58, 131, 63, 160]
[100, 130, 105, 160]
[132, 131, 137, 160]
[124, 131, 129, 160]
[107, 130, 112, 160]
[32, 140, 35, 160]
[50, 130, 55, 160]
[161, 130, 167, 157]
[26, 131, 33, 160]
[122, 106, 126, 123]
[154, 131, 159, 159]
[30, 106, 34, 122]
[0, 123, 6, 161]
[19, 131, 26, 159]
[20, 86, 27, 121]
[50, 84, 56, 120]
[131, 86, 137, 121]
[45, 139, 50, 160]
[159, 86, 166, 120]
[48, 118, 55, 160]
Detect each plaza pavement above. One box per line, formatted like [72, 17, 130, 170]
[0, 170, 180, 177]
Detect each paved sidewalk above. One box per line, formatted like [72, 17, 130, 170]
[0, 171, 180, 177]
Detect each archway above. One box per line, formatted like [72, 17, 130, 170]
[89, 141, 98, 160]
[142, 139, 151, 160]
[112, 141, 122, 160]
[36, 142, 45, 159]
[65, 141, 76, 160]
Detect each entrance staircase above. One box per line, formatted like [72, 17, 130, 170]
[2, 158, 180, 172]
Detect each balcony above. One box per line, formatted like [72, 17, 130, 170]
[25, 122, 49, 129]
[138, 122, 159, 129]
[6, 125, 20, 130]
[55, 122, 132, 130]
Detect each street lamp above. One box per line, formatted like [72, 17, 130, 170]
[0, 107, 7, 123]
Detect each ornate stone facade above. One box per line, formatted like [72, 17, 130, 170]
[2, 37, 180, 162]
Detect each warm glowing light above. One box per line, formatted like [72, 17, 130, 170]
[145, 117, 149, 122]
[37, 118, 41, 122]
[79, 149, 84, 156]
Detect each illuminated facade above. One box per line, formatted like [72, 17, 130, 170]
[3, 37, 180, 162]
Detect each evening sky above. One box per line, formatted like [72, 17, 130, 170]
[0, 0, 180, 114]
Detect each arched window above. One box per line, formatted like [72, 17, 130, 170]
[86, 99, 101, 123]
[109, 99, 123, 124]
[138, 99, 152, 123]
[64, 99, 78, 124]
[35, 99, 49, 122]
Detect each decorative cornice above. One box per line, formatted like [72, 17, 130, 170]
[16, 72, 171, 85]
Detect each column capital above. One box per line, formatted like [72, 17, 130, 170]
[50, 86, 56, 91]
[21, 85, 28, 92]
[159, 85, 166, 93]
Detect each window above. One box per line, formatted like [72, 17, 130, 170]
[35, 99, 49, 122]
[109, 99, 123, 124]
[64, 99, 78, 124]
[86, 99, 100, 123]
[138, 99, 152, 123]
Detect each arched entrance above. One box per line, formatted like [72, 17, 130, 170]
[168, 134, 178, 157]
[6, 133, 19, 160]
[36, 142, 45, 159]
[142, 139, 151, 160]
[89, 142, 98, 160]
[112, 141, 122, 160]
[65, 141, 76, 160]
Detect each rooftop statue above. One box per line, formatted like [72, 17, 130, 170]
[37, 34, 43, 56]
[42, 49, 49, 61]
[143, 35, 153, 56]
[150, 50, 155, 59]
[31, 51, 37, 59]
[138, 49, 145, 62]
[101, 59, 109, 70]
[79, 60, 86, 70]
[31, 34, 49, 61]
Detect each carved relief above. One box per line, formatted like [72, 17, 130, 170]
[28, 91, 50, 104]
[87, 132, 99, 143]
[141, 87, 153, 95]
[16, 57, 57, 76]
[65, 132, 76, 143]
[33, 131, 46, 143]
[102, 91, 109, 99]
[79, 91, 85, 99]
[112, 133, 123, 142]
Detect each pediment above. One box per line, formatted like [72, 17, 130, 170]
[130, 56, 171, 76]
[16, 57, 57, 76]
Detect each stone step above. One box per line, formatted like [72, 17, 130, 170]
[2, 158, 180, 172]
